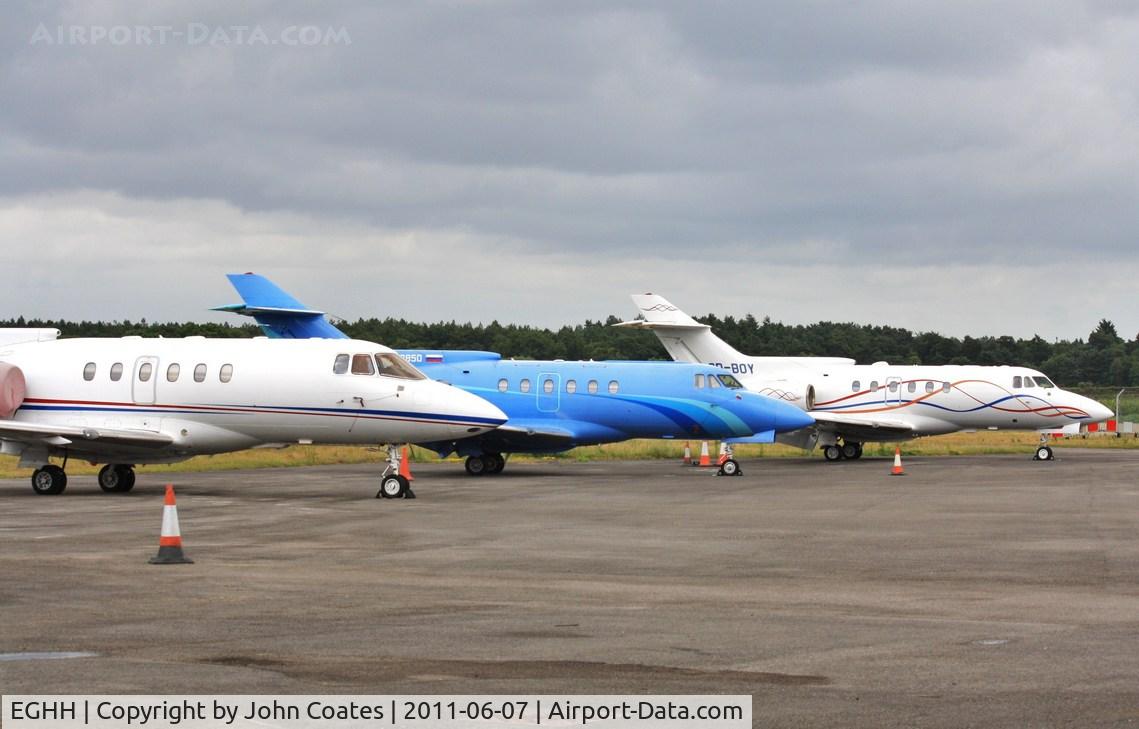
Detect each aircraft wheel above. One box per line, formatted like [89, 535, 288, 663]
[822, 445, 843, 462]
[718, 458, 741, 477]
[99, 464, 136, 493]
[484, 453, 506, 475]
[379, 474, 408, 498]
[31, 465, 67, 495]
[98, 465, 121, 492]
[464, 455, 488, 476]
[1034, 445, 1054, 461]
[841, 442, 863, 460]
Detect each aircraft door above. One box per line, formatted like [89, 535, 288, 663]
[537, 373, 561, 412]
[884, 376, 903, 406]
[132, 356, 159, 404]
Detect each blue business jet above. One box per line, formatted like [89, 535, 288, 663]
[216, 274, 814, 476]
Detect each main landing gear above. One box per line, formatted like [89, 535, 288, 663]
[98, 464, 136, 493]
[464, 452, 506, 476]
[30, 462, 136, 495]
[823, 441, 864, 462]
[376, 444, 415, 499]
[31, 465, 67, 495]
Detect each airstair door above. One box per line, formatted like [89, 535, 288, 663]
[132, 356, 159, 404]
[537, 373, 561, 412]
[884, 376, 903, 407]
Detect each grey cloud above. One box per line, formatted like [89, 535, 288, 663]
[0, 1, 1137, 337]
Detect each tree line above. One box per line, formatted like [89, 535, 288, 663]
[4, 314, 1137, 387]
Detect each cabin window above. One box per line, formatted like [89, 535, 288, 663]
[566, 379, 577, 394]
[138, 362, 152, 382]
[907, 381, 916, 393]
[497, 378, 508, 392]
[166, 363, 180, 382]
[543, 379, 555, 394]
[587, 380, 598, 394]
[870, 380, 879, 391]
[374, 353, 426, 380]
[1024, 376, 1035, 387]
[695, 374, 705, 389]
[82, 362, 96, 381]
[925, 381, 935, 393]
[852, 380, 860, 392]
[194, 364, 207, 382]
[717, 374, 743, 389]
[219, 363, 233, 383]
[333, 354, 349, 374]
[888, 381, 898, 393]
[520, 378, 531, 393]
[608, 380, 620, 394]
[109, 362, 123, 382]
[1013, 376, 1022, 388]
[942, 381, 951, 393]
[351, 354, 375, 375]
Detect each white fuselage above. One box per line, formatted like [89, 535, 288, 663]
[0, 336, 506, 465]
[731, 359, 1111, 437]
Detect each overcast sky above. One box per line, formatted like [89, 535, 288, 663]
[2, 1, 1137, 342]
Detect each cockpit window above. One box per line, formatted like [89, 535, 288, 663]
[708, 375, 721, 389]
[1035, 375, 1055, 388]
[375, 353, 425, 382]
[333, 354, 349, 374]
[374, 353, 426, 380]
[351, 354, 375, 375]
[1013, 376, 1022, 388]
[1023, 376, 1036, 387]
[716, 374, 743, 389]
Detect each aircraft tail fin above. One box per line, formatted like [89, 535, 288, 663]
[215, 273, 348, 339]
[614, 293, 748, 365]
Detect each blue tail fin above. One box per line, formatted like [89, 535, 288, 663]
[215, 273, 349, 339]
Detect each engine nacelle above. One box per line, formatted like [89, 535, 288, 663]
[748, 378, 816, 411]
[0, 361, 27, 419]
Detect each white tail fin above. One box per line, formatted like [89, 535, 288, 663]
[615, 294, 748, 365]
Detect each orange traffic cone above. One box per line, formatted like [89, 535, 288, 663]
[399, 445, 414, 481]
[682, 441, 692, 465]
[890, 447, 905, 476]
[698, 441, 711, 467]
[149, 484, 193, 564]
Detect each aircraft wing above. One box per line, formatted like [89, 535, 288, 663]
[478, 422, 579, 452]
[808, 412, 915, 441]
[0, 421, 174, 448]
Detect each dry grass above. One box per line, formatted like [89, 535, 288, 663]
[1, 431, 1135, 479]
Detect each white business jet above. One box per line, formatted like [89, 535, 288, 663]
[0, 328, 506, 496]
[619, 295, 1113, 461]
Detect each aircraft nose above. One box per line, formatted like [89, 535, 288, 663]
[456, 388, 508, 430]
[741, 393, 814, 433]
[1086, 399, 1114, 422]
[775, 403, 815, 432]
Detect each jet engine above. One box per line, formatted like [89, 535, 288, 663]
[0, 362, 26, 419]
[748, 378, 816, 412]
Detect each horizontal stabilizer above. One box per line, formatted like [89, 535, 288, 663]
[0, 328, 60, 346]
[219, 272, 348, 339]
[212, 304, 326, 318]
[615, 293, 710, 330]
